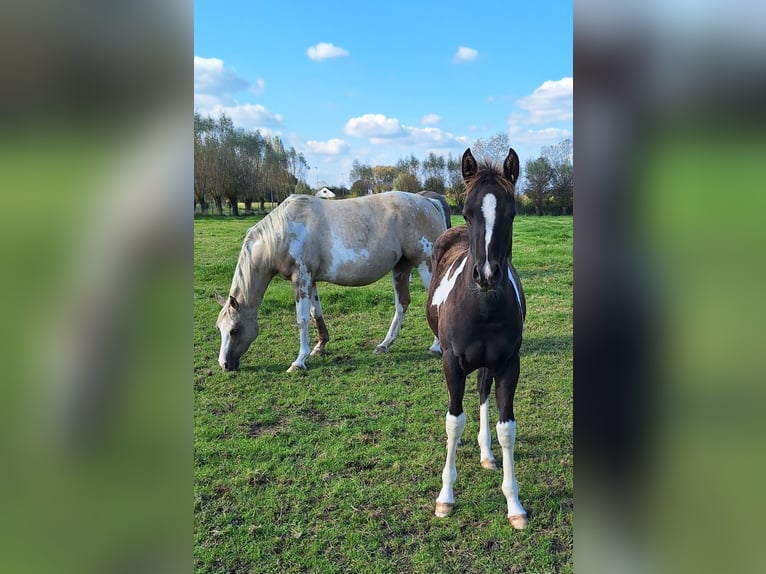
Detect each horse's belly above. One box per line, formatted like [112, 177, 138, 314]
[317, 244, 400, 286]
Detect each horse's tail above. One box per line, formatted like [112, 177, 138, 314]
[417, 190, 451, 230]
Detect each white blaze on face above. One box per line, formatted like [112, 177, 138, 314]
[218, 328, 230, 369]
[431, 257, 467, 308]
[481, 194, 497, 280]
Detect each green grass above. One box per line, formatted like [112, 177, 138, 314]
[194, 214, 572, 573]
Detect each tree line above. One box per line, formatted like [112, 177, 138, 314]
[194, 112, 310, 215]
[194, 114, 573, 216]
[348, 134, 573, 215]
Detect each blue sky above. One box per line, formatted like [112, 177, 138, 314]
[194, 1, 572, 187]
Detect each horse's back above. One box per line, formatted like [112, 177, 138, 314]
[281, 192, 446, 285]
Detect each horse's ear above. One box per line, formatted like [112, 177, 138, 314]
[214, 292, 226, 307]
[503, 148, 520, 185]
[228, 295, 239, 310]
[462, 148, 478, 179]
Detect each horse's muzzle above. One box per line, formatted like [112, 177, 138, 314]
[220, 358, 240, 371]
[473, 262, 501, 291]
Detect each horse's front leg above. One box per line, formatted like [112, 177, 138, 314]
[374, 263, 411, 354]
[309, 283, 330, 356]
[495, 351, 527, 529]
[416, 261, 442, 355]
[287, 271, 313, 372]
[435, 350, 466, 517]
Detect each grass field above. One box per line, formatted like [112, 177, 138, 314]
[194, 213, 572, 573]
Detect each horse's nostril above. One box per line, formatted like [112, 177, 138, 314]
[472, 265, 481, 282]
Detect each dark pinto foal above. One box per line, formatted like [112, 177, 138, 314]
[426, 147, 528, 529]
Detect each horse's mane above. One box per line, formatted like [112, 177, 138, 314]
[231, 196, 301, 296]
[464, 163, 516, 198]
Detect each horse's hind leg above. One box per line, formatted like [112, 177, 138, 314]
[477, 368, 497, 470]
[416, 261, 442, 355]
[374, 261, 412, 354]
[309, 283, 330, 356]
[495, 351, 527, 529]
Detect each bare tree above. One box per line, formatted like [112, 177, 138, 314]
[471, 133, 511, 165]
[542, 139, 574, 214]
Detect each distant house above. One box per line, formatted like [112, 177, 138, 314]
[315, 187, 336, 199]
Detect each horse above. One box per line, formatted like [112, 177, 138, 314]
[215, 190, 449, 372]
[417, 190, 451, 231]
[426, 147, 528, 529]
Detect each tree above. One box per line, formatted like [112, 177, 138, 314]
[542, 138, 573, 215]
[523, 156, 554, 215]
[392, 171, 420, 192]
[421, 152, 446, 193]
[349, 160, 374, 196]
[423, 176, 445, 194]
[471, 133, 511, 165]
[445, 153, 465, 212]
[193, 112, 216, 214]
[372, 165, 397, 192]
[395, 154, 420, 178]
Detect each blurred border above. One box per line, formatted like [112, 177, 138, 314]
[575, 1, 766, 572]
[0, 1, 191, 573]
[3, 1, 766, 572]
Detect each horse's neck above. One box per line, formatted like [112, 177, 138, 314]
[231, 244, 273, 314]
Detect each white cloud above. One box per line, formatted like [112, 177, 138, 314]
[194, 56, 280, 132]
[515, 77, 573, 124]
[307, 42, 350, 61]
[421, 114, 442, 126]
[344, 114, 404, 138]
[508, 125, 572, 146]
[454, 46, 479, 62]
[506, 77, 573, 147]
[305, 138, 350, 155]
[206, 103, 283, 132]
[194, 56, 252, 96]
[343, 113, 468, 154]
[250, 77, 265, 96]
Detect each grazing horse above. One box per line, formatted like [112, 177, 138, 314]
[216, 191, 448, 372]
[426, 147, 528, 529]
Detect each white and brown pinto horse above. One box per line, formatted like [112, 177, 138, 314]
[216, 191, 448, 372]
[426, 148, 528, 529]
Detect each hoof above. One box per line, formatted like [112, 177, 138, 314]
[480, 458, 497, 470]
[508, 514, 528, 530]
[373, 345, 388, 354]
[286, 363, 306, 373]
[310, 347, 326, 356]
[435, 502, 454, 518]
[428, 347, 442, 356]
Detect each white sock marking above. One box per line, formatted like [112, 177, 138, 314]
[478, 399, 495, 464]
[437, 412, 466, 505]
[497, 420, 525, 517]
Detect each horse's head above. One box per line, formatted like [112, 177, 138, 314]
[461, 147, 519, 291]
[215, 292, 259, 371]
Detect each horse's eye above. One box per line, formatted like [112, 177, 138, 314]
[230, 328, 239, 336]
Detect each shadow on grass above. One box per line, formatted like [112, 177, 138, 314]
[521, 335, 572, 356]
